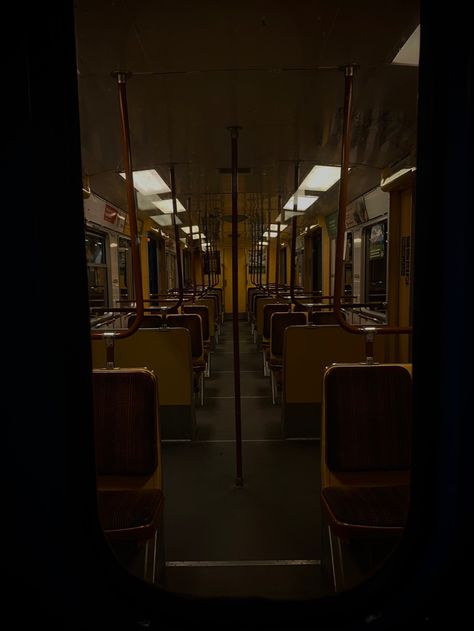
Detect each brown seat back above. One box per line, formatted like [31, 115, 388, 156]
[92, 368, 159, 476]
[325, 364, 411, 473]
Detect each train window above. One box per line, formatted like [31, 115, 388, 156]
[279, 246, 287, 285]
[165, 251, 177, 290]
[312, 229, 323, 293]
[147, 233, 160, 296]
[344, 232, 353, 296]
[118, 237, 133, 301]
[364, 220, 388, 304]
[85, 230, 108, 308]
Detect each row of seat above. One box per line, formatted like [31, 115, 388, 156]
[248, 287, 412, 591]
[91, 289, 225, 583]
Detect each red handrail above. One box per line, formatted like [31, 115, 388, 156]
[90, 72, 144, 347]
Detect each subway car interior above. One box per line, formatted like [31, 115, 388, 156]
[6, 1, 473, 629]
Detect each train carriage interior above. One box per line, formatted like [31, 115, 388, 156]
[80, 0, 419, 601]
[7, 0, 473, 628]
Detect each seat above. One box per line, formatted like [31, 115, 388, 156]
[92, 367, 164, 584]
[182, 304, 211, 376]
[268, 311, 307, 404]
[321, 363, 412, 591]
[166, 313, 206, 405]
[261, 302, 290, 376]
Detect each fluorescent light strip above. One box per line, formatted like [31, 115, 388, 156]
[150, 214, 182, 227]
[380, 167, 416, 187]
[274, 211, 305, 222]
[152, 198, 186, 213]
[119, 169, 170, 195]
[283, 194, 319, 211]
[181, 225, 200, 234]
[299, 165, 342, 192]
[392, 25, 420, 66]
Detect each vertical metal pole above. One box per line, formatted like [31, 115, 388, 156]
[289, 162, 300, 305]
[188, 196, 196, 300]
[266, 199, 271, 290]
[170, 164, 184, 309]
[334, 66, 354, 327]
[228, 126, 243, 486]
[91, 72, 144, 345]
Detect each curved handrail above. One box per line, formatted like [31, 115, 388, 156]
[333, 65, 412, 342]
[90, 72, 144, 342]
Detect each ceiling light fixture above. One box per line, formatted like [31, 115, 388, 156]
[119, 169, 171, 195]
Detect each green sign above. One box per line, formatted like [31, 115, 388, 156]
[325, 212, 338, 239]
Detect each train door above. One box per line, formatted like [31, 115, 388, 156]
[363, 219, 388, 303]
[85, 229, 109, 308]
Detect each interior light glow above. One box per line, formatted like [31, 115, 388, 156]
[392, 25, 420, 66]
[119, 169, 170, 195]
[263, 231, 278, 239]
[150, 214, 183, 226]
[300, 165, 342, 192]
[269, 223, 287, 231]
[192, 233, 206, 239]
[151, 198, 186, 213]
[181, 225, 200, 234]
[283, 194, 319, 211]
[380, 167, 416, 187]
[274, 211, 305, 222]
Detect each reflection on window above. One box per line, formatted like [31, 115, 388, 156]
[364, 221, 387, 304]
[119, 237, 133, 301]
[86, 230, 108, 308]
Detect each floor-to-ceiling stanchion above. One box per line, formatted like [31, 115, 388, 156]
[228, 125, 243, 487]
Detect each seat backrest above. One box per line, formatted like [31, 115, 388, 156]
[128, 314, 163, 328]
[92, 367, 161, 488]
[322, 363, 412, 487]
[182, 304, 210, 342]
[262, 302, 289, 341]
[270, 311, 307, 357]
[166, 313, 203, 359]
[283, 325, 386, 405]
[312, 310, 344, 325]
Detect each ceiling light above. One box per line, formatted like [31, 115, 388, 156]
[150, 214, 183, 227]
[283, 194, 319, 211]
[119, 169, 170, 195]
[192, 233, 206, 240]
[263, 231, 278, 239]
[380, 167, 416, 188]
[300, 165, 343, 192]
[181, 225, 200, 234]
[392, 25, 420, 67]
[269, 223, 287, 231]
[274, 211, 305, 222]
[136, 191, 162, 211]
[151, 198, 186, 213]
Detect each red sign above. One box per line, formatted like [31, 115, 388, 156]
[104, 204, 117, 224]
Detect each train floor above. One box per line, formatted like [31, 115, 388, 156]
[160, 318, 332, 599]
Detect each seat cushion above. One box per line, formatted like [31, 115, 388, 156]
[98, 489, 164, 541]
[321, 484, 409, 538]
